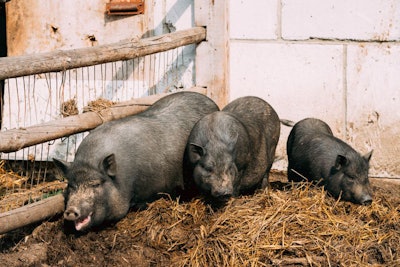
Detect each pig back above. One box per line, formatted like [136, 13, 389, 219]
[74, 91, 219, 206]
[288, 133, 354, 179]
[222, 96, 280, 189]
[223, 96, 280, 164]
[287, 118, 359, 180]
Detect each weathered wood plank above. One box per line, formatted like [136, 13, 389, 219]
[195, 0, 230, 108]
[0, 194, 64, 235]
[0, 87, 206, 153]
[0, 27, 206, 80]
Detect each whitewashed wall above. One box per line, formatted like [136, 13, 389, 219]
[230, 0, 400, 178]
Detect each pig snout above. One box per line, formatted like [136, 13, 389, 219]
[64, 206, 81, 221]
[358, 194, 373, 206]
[211, 187, 233, 198]
[63, 189, 96, 231]
[350, 182, 373, 206]
[211, 174, 234, 198]
[64, 203, 94, 231]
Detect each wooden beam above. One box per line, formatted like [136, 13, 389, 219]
[0, 194, 64, 235]
[0, 87, 206, 153]
[195, 0, 230, 108]
[0, 27, 206, 80]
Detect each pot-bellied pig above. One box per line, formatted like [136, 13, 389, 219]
[183, 96, 280, 203]
[53, 91, 219, 231]
[286, 118, 373, 205]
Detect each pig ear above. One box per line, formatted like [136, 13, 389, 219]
[189, 143, 205, 162]
[102, 154, 117, 177]
[334, 154, 348, 170]
[53, 158, 70, 175]
[363, 150, 373, 162]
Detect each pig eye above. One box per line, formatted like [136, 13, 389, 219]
[205, 166, 214, 173]
[90, 180, 103, 188]
[202, 164, 214, 173]
[199, 161, 212, 172]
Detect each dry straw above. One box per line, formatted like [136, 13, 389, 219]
[118, 181, 400, 266]
[0, 161, 66, 212]
[1, 170, 399, 266]
[83, 98, 115, 113]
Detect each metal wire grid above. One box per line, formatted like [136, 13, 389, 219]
[0, 45, 194, 212]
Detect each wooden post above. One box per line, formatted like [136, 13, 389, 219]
[195, 0, 230, 108]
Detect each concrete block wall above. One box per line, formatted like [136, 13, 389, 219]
[230, 0, 400, 178]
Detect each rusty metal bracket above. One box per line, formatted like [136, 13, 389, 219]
[106, 0, 144, 16]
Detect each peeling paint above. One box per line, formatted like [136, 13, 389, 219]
[347, 119, 400, 178]
[6, 0, 148, 56]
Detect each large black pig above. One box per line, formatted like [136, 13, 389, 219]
[53, 91, 219, 231]
[183, 96, 280, 202]
[286, 118, 373, 205]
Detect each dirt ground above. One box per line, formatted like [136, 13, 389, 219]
[0, 171, 399, 267]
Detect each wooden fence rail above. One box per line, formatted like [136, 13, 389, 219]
[0, 87, 205, 153]
[0, 194, 65, 235]
[0, 27, 206, 80]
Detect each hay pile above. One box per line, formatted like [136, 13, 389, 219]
[83, 98, 115, 113]
[0, 161, 27, 190]
[0, 161, 66, 212]
[0, 173, 399, 266]
[61, 97, 115, 117]
[0, 180, 65, 212]
[117, 182, 399, 266]
[60, 98, 79, 117]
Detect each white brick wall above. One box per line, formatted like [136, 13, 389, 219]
[346, 44, 400, 177]
[347, 44, 400, 126]
[230, 42, 345, 128]
[282, 0, 400, 41]
[230, 0, 278, 39]
[229, 1, 400, 178]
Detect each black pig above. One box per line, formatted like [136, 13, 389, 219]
[53, 91, 219, 231]
[287, 118, 373, 205]
[183, 96, 280, 202]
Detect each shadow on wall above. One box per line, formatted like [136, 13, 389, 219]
[104, 0, 196, 97]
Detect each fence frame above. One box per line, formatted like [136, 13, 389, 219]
[0, 0, 229, 234]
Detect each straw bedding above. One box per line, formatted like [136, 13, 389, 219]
[0, 161, 66, 212]
[116, 178, 399, 266]
[0, 171, 399, 266]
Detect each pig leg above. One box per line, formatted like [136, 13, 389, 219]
[261, 171, 270, 191]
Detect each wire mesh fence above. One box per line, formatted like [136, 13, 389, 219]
[0, 45, 195, 212]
